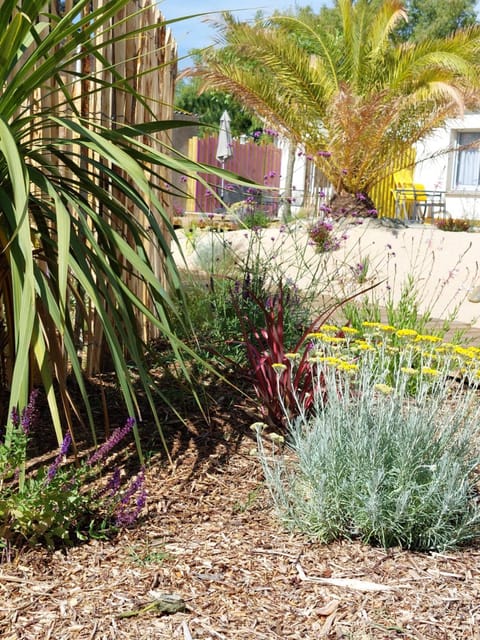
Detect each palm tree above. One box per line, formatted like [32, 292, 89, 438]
[0, 0, 214, 455]
[198, 0, 480, 210]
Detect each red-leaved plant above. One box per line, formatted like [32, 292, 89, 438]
[233, 281, 378, 429]
[233, 284, 341, 428]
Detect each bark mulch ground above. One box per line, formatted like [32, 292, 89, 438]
[1, 388, 480, 640]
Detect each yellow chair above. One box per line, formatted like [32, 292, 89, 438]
[392, 170, 428, 221]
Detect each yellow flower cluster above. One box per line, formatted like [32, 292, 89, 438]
[308, 355, 344, 366]
[280, 320, 480, 394]
[400, 367, 417, 375]
[421, 366, 440, 377]
[285, 352, 301, 361]
[352, 340, 375, 352]
[341, 326, 359, 335]
[415, 334, 442, 344]
[319, 324, 339, 333]
[374, 383, 394, 395]
[396, 329, 418, 339]
[362, 321, 396, 332]
[336, 362, 358, 373]
[306, 331, 345, 345]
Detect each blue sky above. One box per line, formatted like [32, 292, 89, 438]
[158, 2, 332, 66]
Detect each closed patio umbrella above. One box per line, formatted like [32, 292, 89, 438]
[216, 110, 233, 199]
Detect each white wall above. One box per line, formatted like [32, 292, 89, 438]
[414, 113, 480, 220]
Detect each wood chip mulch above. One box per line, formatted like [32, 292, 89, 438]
[1, 397, 480, 640]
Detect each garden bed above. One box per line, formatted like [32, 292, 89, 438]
[1, 381, 480, 639]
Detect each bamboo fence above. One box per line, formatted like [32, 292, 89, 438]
[6, 0, 178, 379]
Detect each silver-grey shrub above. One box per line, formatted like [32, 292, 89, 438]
[258, 363, 480, 551]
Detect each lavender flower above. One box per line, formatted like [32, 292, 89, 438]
[87, 417, 135, 467]
[309, 220, 345, 253]
[46, 432, 72, 483]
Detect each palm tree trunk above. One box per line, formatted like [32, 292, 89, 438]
[280, 141, 296, 221]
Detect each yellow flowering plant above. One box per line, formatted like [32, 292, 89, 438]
[257, 321, 480, 552]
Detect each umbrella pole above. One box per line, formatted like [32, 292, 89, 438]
[220, 161, 225, 200]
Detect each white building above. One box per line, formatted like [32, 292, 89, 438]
[414, 112, 480, 220]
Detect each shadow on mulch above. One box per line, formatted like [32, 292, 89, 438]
[25, 358, 259, 486]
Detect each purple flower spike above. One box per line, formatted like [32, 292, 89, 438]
[114, 469, 147, 527]
[87, 417, 135, 466]
[46, 432, 72, 483]
[106, 468, 122, 497]
[20, 389, 40, 435]
[10, 407, 20, 429]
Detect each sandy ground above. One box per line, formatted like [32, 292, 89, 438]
[173, 219, 480, 331]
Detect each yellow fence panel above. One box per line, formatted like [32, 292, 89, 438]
[370, 148, 416, 218]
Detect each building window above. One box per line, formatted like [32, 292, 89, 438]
[454, 131, 480, 190]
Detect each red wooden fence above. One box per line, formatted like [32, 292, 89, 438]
[188, 137, 282, 215]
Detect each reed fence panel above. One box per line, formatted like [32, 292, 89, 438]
[370, 148, 417, 218]
[6, 0, 177, 377]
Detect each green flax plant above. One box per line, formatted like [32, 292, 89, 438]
[0, 1, 230, 455]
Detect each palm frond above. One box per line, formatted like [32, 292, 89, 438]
[198, 0, 480, 198]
